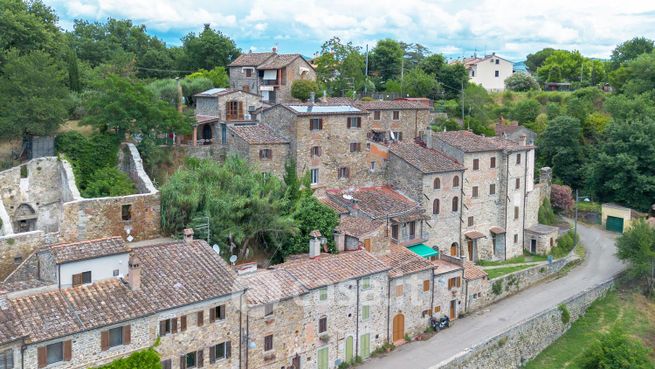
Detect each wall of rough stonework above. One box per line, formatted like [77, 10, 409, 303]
[249, 144, 288, 179]
[385, 152, 423, 202]
[260, 106, 297, 150]
[60, 192, 160, 243]
[275, 58, 317, 104]
[524, 229, 558, 255]
[196, 96, 220, 117]
[366, 109, 430, 141]
[433, 269, 464, 319]
[438, 278, 616, 369]
[217, 92, 263, 121]
[119, 143, 157, 194]
[229, 67, 260, 93]
[0, 341, 22, 369]
[422, 171, 464, 253]
[464, 276, 490, 313]
[504, 150, 529, 259]
[388, 270, 435, 340]
[0, 231, 48, 280]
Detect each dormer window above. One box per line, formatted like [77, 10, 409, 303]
[72, 271, 92, 287]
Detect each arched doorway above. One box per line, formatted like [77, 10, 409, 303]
[201, 124, 212, 145]
[392, 313, 405, 342]
[450, 242, 458, 256]
[14, 203, 37, 233]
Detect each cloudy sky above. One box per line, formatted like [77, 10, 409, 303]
[45, 0, 655, 61]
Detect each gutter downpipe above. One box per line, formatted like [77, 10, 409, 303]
[355, 279, 361, 357]
[522, 150, 528, 255]
[504, 151, 510, 261]
[386, 277, 392, 343]
[240, 294, 244, 369]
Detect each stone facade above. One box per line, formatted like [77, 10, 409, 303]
[366, 108, 431, 143]
[227, 130, 289, 179]
[432, 268, 465, 320]
[388, 270, 434, 340]
[464, 276, 489, 313]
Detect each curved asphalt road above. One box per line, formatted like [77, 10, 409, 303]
[360, 222, 626, 369]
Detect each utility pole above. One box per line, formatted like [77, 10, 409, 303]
[573, 189, 590, 249]
[461, 79, 466, 129]
[364, 44, 369, 95]
[400, 57, 405, 97]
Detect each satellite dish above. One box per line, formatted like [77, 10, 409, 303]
[212, 244, 221, 255]
[229, 255, 238, 265]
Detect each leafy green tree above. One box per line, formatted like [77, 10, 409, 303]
[180, 24, 240, 71]
[538, 116, 585, 188]
[577, 328, 653, 369]
[538, 198, 556, 225]
[82, 75, 191, 139]
[525, 48, 556, 73]
[565, 87, 606, 126]
[314, 37, 365, 96]
[65, 48, 81, 92]
[0, 0, 63, 58]
[147, 79, 178, 105]
[584, 112, 611, 137]
[605, 93, 655, 122]
[616, 219, 655, 296]
[610, 37, 654, 71]
[537, 50, 606, 86]
[93, 346, 161, 369]
[586, 118, 655, 211]
[181, 77, 213, 103]
[461, 84, 495, 129]
[614, 52, 655, 96]
[185, 66, 229, 87]
[0, 50, 69, 139]
[370, 39, 404, 82]
[82, 167, 135, 198]
[285, 195, 339, 257]
[504, 73, 540, 91]
[418, 54, 446, 77]
[402, 68, 441, 99]
[401, 42, 430, 70]
[291, 80, 320, 101]
[160, 157, 297, 258]
[509, 99, 541, 124]
[440, 63, 469, 100]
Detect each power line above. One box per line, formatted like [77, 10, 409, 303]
[135, 66, 195, 73]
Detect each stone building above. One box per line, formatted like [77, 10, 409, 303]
[428, 130, 536, 261]
[261, 103, 375, 189]
[0, 144, 160, 280]
[228, 50, 316, 104]
[495, 120, 536, 145]
[359, 100, 431, 145]
[462, 260, 490, 313]
[387, 142, 466, 255]
[432, 256, 465, 320]
[524, 224, 559, 254]
[0, 235, 246, 369]
[227, 124, 289, 178]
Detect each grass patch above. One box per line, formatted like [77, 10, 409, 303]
[574, 243, 586, 258]
[486, 265, 532, 279]
[478, 253, 547, 267]
[576, 201, 601, 214]
[525, 288, 655, 369]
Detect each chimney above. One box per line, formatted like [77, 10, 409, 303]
[519, 135, 527, 146]
[540, 167, 552, 185]
[272, 47, 277, 53]
[127, 253, 141, 291]
[309, 230, 322, 258]
[309, 91, 315, 105]
[183, 228, 194, 244]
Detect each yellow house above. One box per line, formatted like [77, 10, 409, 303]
[601, 203, 644, 233]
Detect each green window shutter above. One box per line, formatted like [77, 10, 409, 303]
[362, 305, 370, 320]
[319, 287, 328, 301]
[345, 336, 353, 363]
[362, 277, 370, 289]
[318, 347, 329, 369]
[360, 334, 370, 359]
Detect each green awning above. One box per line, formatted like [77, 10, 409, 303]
[408, 243, 438, 258]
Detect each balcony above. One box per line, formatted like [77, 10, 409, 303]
[391, 232, 430, 246]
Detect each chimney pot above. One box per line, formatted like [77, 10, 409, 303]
[183, 228, 194, 243]
[272, 47, 277, 53]
[127, 253, 141, 290]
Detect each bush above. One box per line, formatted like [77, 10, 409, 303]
[510, 99, 541, 124]
[505, 73, 540, 92]
[291, 80, 319, 101]
[551, 184, 574, 213]
[558, 304, 570, 325]
[576, 328, 653, 369]
[492, 280, 503, 295]
[93, 346, 160, 369]
[81, 167, 136, 198]
[538, 198, 557, 225]
[551, 231, 578, 258]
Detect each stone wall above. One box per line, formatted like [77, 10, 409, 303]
[275, 57, 317, 103]
[0, 231, 49, 280]
[437, 277, 616, 369]
[119, 143, 157, 194]
[195, 96, 220, 117]
[227, 131, 289, 179]
[388, 270, 434, 340]
[229, 67, 260, 94]
[433, 269, 465, 319]
[366, 109, 430, 141]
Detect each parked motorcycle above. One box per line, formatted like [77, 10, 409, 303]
[430, 315, 450, 331]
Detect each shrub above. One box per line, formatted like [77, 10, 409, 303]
[492, 280, 503, 295]
[576, 328, 652, 369]
[558, 304, 570, 324]
[510, 99, 541, 124]
[93, 346, 160, 369]
[291, 80, 319, 101]
[551, 231, 578, 258]
[404, 333, 412, 342]
[81, 167, 136, 198]
[538, 198, 557, 225]
[551, 184, 574, 213]
[505, 73, 540, 92]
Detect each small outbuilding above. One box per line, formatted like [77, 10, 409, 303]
[601, 203, 644, 233]
[524, 224, 559, 255]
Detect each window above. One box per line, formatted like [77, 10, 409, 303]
[473, 159, 479, 170]
[468, 216, 474, 227]
[433, 178, 441, 189]
[309, 118, 323, 131]
[471, 70, 475, 77]
[452, 197, 459, 212]
[392, 111, 400, 120]
[516, 153, 521, 164]
[448, 277, 461, 289]
[242, 85, 250, 93]
[185, 351, 197, 369]
[514, 234, 518, 243]
[319, 287, 328, 301]
[338, 167, 350, 179]
[264, 303, 274, 316]
[370, 161, 376, 172]
[245, 68, 252, 77]
[423, 280, 430, 292]
[311, 146, 321, 157]
[472, 186, 479, 198]
[108, 326, 124, 348]
[112, 269, 119, 277]
[39, 341, 70, 368]
[121, 204, 132, 221]
[496, 59, 500, 65]
[409, 221, 416, 239]
[515, 178, 521, 190]
[72, 271, 92, 287]
[259, 149, 272, 160]
[391, 131, 403, 141]
[1, 349, 14, 369]
[101, 325, 131, 351]
[362, 305, 370, 320]
[489, 183, 496, 195]
[210, 305, 225, 322]
[161, 359, 172, 369]
[490, 157, 496, 168]
[391, 224, 399, 240]
[264, 335, 273, 352]
[319, 317, 327, 333]
[514, 206, 519, 220]
[226, 101, 244, 120]
[453, 175, 460, 187]
[373, 110, 381, 120]
[432, 199, 440, 215]
[310, 168, 319, 185]
[210, 342, 230, 363]
[197, 311, 204, 326]
[434, 306, 441, 313]
[362, 277, 371, 290]
[349, 142, 361, 152]
[347, 117, 361, 128]
[395, 284, 404, 297]
[495, 70, 499, 77]
[159, 318, 177, 336]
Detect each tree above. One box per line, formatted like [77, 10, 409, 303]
[185, 66, 229, 88]
[616, 219, 655, 296]
[525, 48, 556, 73]
[82, 75, 191, 139]
[0, 50, 69, 139]
[605, 93, 655, 122]
[438, 63, 469, 100]
[402, 42, 430, 70]
[180, 24, 240, 71]
[65, 48, 81, 92]
[370, 39, 404, 82]
[0, 0, 63, 58]
[402, 68, 441, 99]
[538, 198, 556, 225]
[538, 116, 586, 188]
[610, 37, 654, 71]
[285, 195, 339, 257]
[504, 73, 540, 92]
[586, 118, 655, 211]
[314, 37, 365, 96]
[613, 51, 655, 96]
[509, 99, 541, 124]
[537, 50, 606, 86]
[160, 157, 297, 258]
[94, 346, 161, 369]
[418, 54, 446, 77]
[550, 184, 574, 213]
[82, 167, 135, 198]
[291, 80, 319, 101]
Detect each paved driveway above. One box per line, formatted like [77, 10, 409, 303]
[360, 222, 626, 369]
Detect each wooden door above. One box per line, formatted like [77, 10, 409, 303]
[449, 300, 456, 319]
[450, 243, 457, 256]
[467, 239, 473, 261]
[392, 314, 405, 342]
[531, 239, 537, 253]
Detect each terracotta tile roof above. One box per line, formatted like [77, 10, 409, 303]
[228, 52, 275, 67]
[326, 186, 424, 220]
[229, 124, 289, 145]
[494, 122, 521, 135]
[359, 100, 429, 110]
[0, 301, 25, 344]
[0, 279, 51, 293]
[464, 230, 486, 240]
[276, 250, 389, 290]
[434, 130, 533, 153]
[49, 237, 130, 264]
[431, 259, 463, 275]
[258, 54, 304, 69]
[335, 216, 384, 238]
[463, 260, 487, 280]
[379, 245, 434, 278]
[239, 269, 308, 306]
[389, 142, 464, 174]
[319, 197, 349, 214]
[526, 224, 559, 235]
[274, 103, 367, 116]
[196, 115, 220, 124]
[8, 239, 243, 344]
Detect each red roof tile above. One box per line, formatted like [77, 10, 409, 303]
[379, 245, 434, 278]
[360, 100, 429, 110]
[229, 124, 289, 145]
[434, 130, 532, 153]
[49, 237, 129, 264]
[239, 269, 308, 305]
[431, 259, 463, 275]
[335, 216, 384, 238]
[228, 52, 275, 67]
[463, 260, 487, 280]
[258, 54, 304, 69]
[389, 141, 464, 174]
[326, 186, 424, 220]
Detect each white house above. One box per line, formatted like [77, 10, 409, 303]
[461, 53, 514, 92]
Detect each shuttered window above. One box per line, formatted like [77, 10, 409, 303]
[347, 117, 361, 128]
[264, 335, 273, 351]
[161, 359, 172, 369]
[362, 277, 371, 290]
[72, 271, 91, 287]
[180, 315, 187, 332]
[360, 334, 371, 358]
[319, 317, 327, 333]
[468, 216, 474, 227]
[373, 111, 381, 120]
[338, 167, 350, 179]
[159, 318, 174, 336]
[452, 197, 459, 212]
[473, 159, 479, 170]
[433, 199, 440, 215]
[490, 157, 496, 168]
[209, 342, 230, 364]
[453, 176, 460, 187]
[309, 118, 323, 131]
[349, 142, 361, 152]
[489, 183, 496, 195]
[0, 349, 13, 369]
[226, 101, 244, 120]
[210, 305, 226, 322]
[38, 340, 71, 368]
[514, 206, 520, 220]
[516, 153, 521, 165]
[472, 186, 479, 198]
[433, 178, 440, 189]
[259, 149, 272, 160]
[423, 280, 430, 292]
[448, 277, 461, 289]
[197, 311, 204, 326]
[362, 305, 370, 320]
[319, 287, 328, 301]
[392, 111, 400, 120]
[311, 146, 321, 157]
[515, 178, 521, 190]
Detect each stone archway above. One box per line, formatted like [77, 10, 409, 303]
[14, 203, 37, 233]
